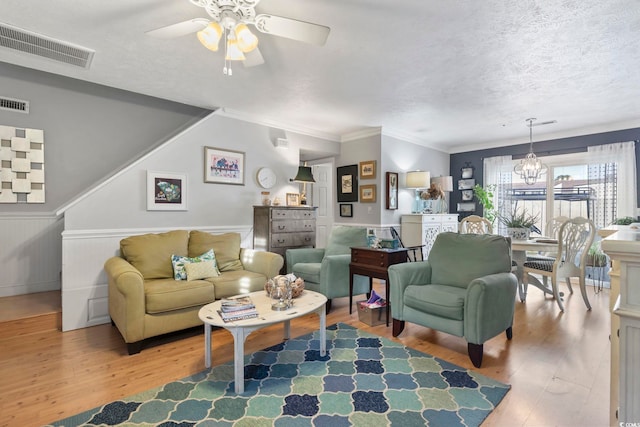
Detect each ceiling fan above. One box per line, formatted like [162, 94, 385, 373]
[146, 0, 331, 74]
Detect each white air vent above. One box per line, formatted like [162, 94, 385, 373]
[0, 22, 94, 69]
[0, 96, 29, 114]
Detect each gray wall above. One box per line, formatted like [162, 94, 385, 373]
[63, 113, 306, 230]
[333, 132, 451, 228]
[0, 62, 210, 213]
[450, 128, 640, 218]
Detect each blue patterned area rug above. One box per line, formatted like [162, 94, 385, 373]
[49, 323, 510, 426]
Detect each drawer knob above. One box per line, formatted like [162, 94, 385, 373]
[278, 225, 286, 230]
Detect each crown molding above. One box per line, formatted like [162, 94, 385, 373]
[381, 128, 450, 153]
[218, 108, 341, 142]
[340, 127, 382, 142]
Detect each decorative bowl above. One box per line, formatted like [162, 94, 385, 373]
[265, 275, 305, 298]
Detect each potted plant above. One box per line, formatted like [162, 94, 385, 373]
[613, 216, 636, 225]
[586, 241, 608, 267]
[473, 184, 497, 224]
[498, 206, 539, 240]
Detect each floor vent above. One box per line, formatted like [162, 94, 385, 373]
[0, 22, 94, 69]
[0, 96, 29, 114]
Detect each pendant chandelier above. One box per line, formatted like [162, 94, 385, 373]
[514, 118, 548, 185]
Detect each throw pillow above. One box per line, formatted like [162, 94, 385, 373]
[185, 260, 219, 280]
[188, 231, 243, 271]
[120, 230, 189, 279]
[171, 249, 219, 280]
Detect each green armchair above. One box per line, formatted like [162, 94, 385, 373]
[389, 232, 517, 367]
[286, 226, 370, 312]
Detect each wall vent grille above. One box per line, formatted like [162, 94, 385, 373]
[0, 96, 29, 113]
[0, 22, 94, 69]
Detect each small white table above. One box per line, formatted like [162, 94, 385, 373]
[198, 290, 327, 394]
[511, 239, 559, 302]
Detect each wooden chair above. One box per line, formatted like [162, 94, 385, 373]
[522, 217, 595, 312]
[390, 227, 425, 262]
[459, 215, 493, 234]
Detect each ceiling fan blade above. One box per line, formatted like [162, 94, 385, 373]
[253, 14, 330, 46]
[243, 48, 265, 67]
[145, 18, 209, 38]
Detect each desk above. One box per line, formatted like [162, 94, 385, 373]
[349, 247, 408, 326]
[511, 239, 559, 302]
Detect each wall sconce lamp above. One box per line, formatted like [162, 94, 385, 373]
[290, 162, 315, 205]
[406, 170, 430, 213]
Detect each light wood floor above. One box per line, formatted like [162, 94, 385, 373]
[0, 283, 610, 427]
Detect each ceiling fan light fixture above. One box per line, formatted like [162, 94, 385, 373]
[234, 23, 258, 53]
[225, 38, 246, 61]
[197, 21, 222, 51]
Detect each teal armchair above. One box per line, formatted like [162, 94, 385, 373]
[286, 226, 370, 312]
[389, 232, 517, 367]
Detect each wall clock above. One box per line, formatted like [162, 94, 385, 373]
[257, 167, 277, 189]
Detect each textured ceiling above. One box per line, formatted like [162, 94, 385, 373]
[1, 0, 640, 154]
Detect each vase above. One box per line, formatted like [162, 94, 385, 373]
[507, 227, 530, 240]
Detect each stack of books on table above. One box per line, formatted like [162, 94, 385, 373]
[217, 295, 258, 322]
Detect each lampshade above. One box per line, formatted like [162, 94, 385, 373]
[431, 176, 453, 192]
[235, 23, 258, 53]
[406, 171, 430, 189]
[292, 166, 316, 183]
[197, 22, 222, 52]
[225, 38, 246, 61]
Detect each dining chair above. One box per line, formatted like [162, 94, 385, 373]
[459, 215, 493, 234]
[390, 226, 425, 262]
[522, 217, 596, 311]
[526, 216, 570, 262]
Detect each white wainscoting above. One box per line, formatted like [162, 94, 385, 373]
[61, 225, 253, 331]
[0, 214, 63, 297]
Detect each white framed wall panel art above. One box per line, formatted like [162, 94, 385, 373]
[0, 125, 45, 203]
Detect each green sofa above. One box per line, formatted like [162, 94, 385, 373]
[104, 230, 283, 354]
[389, 232, 517, 367]
[286, 226, 370, 312]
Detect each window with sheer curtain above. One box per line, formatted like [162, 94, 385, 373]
[482, 141, 637, 233]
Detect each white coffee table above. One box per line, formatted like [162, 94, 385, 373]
[198, 290, 327, 394]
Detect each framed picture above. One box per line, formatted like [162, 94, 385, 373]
[360, 184, 376, 203]
[337, 164, 359, 202]
[286, 193, 300, 206]
[461, 189, 474, 201]
[457, 202, 476, 212]
[359, 160, 376, 179]
[461, 164, 475, 179]
[204, 146, 245, 185]
[458, 179, 475, 190]
[147, 171, 187, 211]
[386, 171, 398, 210]
[340, 203, 353, 217]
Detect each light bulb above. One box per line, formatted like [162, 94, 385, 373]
[235, 23, 258, 53]
[197, 22, 222, 51]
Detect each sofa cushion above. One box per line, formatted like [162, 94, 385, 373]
[171, 249, 219, 280]
[144, 278, 215, 314]
[404, 284, 466, 321]
[189, 231, 243, 272]
[291, 262, 321, 284]
[185, 260, 219, 280]
[120, 230, 189, 280]
[324, 226, 368, 257]
[429, 232, 512, 288]
[205, 270, 267, 299]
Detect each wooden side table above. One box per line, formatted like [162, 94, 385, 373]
[349, 247, 408, 326]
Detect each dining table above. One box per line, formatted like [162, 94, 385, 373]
[511, 238, 560, 302]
